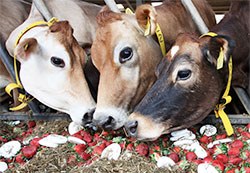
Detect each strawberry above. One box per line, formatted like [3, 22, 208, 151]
[226, 168, 237, 173]
[241, 131, 250, 139]
[231, 139, 244, 149]
[88, 141, 97, 147]
[228, 147, 240, 157]
[246, 123, 250, 130]
[243, 167, 250, 173]
[93, 145, 105, 155]
[168, 152, 179, 163]
[72, 133, 83, 140]
[185, 151, 197, 161]
[22, 145, 37, 159]
[212, 159, 225, 171]
[101, 131, 109, 137]
[192, 159, 203, 165]
[80, 152, 91, 161]
[216, 154, 228, 163]
[216, 134, 227, 140]
[135, 143, 149, 156]
[119, 142, 126, 149]
[81, 131, 92, 143]
[172, 146, 181, 153]
[228, 157, 243, 165]
[199, 135, 209, 144]
[15, 154, 25, 164]
[203, 155, 213, 163]
[30, 137, 41, 148]
[27, 121, 36, 128]
[126, 143, 134, 151]
[74, 144, 87, 154]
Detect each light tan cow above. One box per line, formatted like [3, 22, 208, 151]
[0, 0, 29, 108]
[5, 0, 101, 125]
[90, 0, 216, 130]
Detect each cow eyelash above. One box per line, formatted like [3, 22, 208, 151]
[176, 69, 192, 81]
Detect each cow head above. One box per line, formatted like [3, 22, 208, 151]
[125, 33, 235, 141]
[90, 5, 163, 130]
[15, 21, 96, 125]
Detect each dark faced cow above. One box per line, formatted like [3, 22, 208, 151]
[125, 1, 249, 141]
[90, 0, 216, 130]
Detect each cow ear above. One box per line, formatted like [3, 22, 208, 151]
[206, 35, 235, 69]
[135, 4, 157, 36]
[15, 38, 38, 63]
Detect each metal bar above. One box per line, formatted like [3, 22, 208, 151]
[181, 0, 209, 34]
[0, 39, 41, 113]
[234, 87, 250, 115]
[202, 114, 250, 125]
[136, 0, 143, 7]
[0, 112, 70, 121]
[33, 0, 52, 21]
[104, 0, 121, 13]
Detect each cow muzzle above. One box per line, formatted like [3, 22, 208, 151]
[93, 116, 115, 130]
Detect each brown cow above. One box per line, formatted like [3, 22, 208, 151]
[90, 0, 215, 130]
[5, 0, 101, 125]
[125, 1, 249, 141]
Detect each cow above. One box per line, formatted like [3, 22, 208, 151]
[125, 1, 250, 141]
[5, 0, 101, 125]
[90, 0, 216, 130]
[0, 0, 30, 108]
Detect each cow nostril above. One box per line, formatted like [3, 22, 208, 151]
[128, 121, 138, 135]
[103, 116, 115, 129]
[82, 108, 95, 124]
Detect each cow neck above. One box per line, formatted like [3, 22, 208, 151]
[5, 17, 59, 111]
[200, 32, 234, 136]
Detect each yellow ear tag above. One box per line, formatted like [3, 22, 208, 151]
[144, 18, 151, 36]
[125, 8, 134, 15]
[24, 43, 29, 51]
[217, 47, 224, 70]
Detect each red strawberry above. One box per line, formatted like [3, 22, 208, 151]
[216, 134, 227, 140]
[101, 131, 109, 137]
[126, 143, 134, 151]
[72, 133, 83, 140]
[0, 136, 7, 142]
[15, 154, 25, 164]
[80, 152, 91, 160]
[192, 159, 203, 165]
[246, 123, 250, 130]
[81, 131, 92, 143]
[30, 137, 41, 148]
[74, 144, 87, 154]
[172, 146, 181, 153]
[199, 135, 209, 144]
[212, 159, 225, 171]
[228, 147, 240, 157]
[27, 121, 36, 128]
[93, 145, 105, 155]
[228, 157, 243, 165]
[216, 154, 228, 164]
[231, 139, 244, 149]
[168, 152, 179, 163]
[241, 131, 250, 139]
[22, 145, 37, 159]
[135, 143, 149, 156]
[203, 155, 213, 163]
[185, 151, 197, 161]
[226, 168, 237, 173]
[243, 167, 250, 173]
[104, 141, 112, 147]
[88, 141, 97, 147]
[119, 142, 126, 149]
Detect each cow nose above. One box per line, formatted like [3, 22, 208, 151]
[95, 116, 115, 130]
[125, 120, 138, 137]
[82, 108, 95, 126]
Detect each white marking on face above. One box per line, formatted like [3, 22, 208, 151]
[170, 46, 180, 59]
[93, 106, 128, 129]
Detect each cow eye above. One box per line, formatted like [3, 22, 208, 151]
[119, 47, 133, 63]
[177, 70, 191, 80]
[51, 56, 65, 68]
